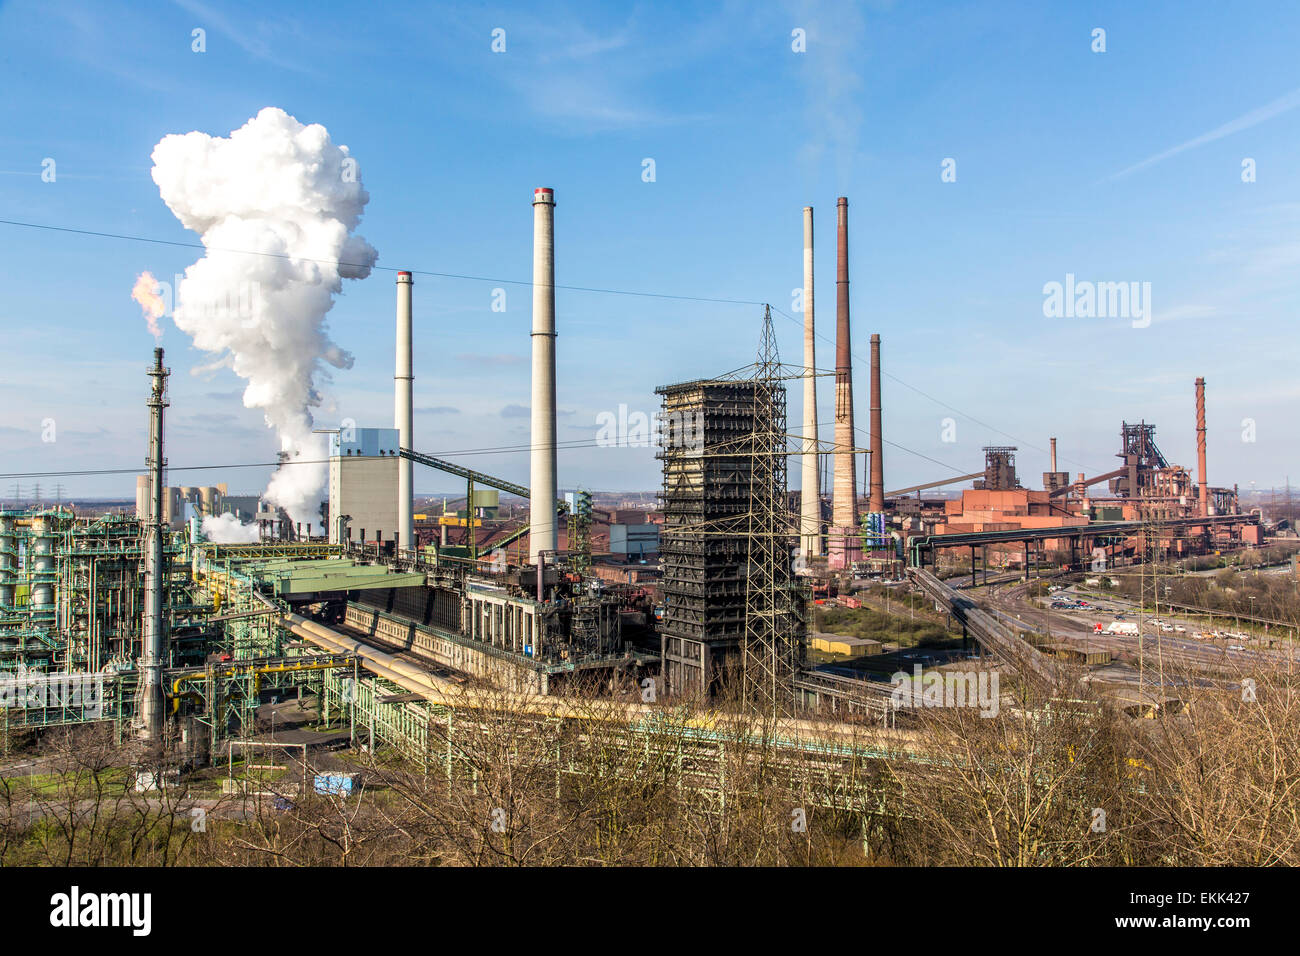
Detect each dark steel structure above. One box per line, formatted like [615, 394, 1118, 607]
[656, 308, 803, 708]
[1110, 421, 1168, 497]
[656, 378, 759, 697]
[974, 446, 1020, 491]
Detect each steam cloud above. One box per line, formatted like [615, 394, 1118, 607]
[150, 107, 377, 525]
[201, 513, 261, 544]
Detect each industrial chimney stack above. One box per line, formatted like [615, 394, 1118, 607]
[868, 333, 885, 513]
[829, 197, 861, 568]
[140, 347, 169, 740]
[1195, 377, 1209, 517]
[395, 272, 414, 553]
[799, 206, 821, 559]
[529, 188, 558, 564]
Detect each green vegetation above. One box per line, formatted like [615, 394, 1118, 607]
[1110, 560, 1300, 631]
[814, 605, 951, 650]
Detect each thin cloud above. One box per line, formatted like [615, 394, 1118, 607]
[1104, 87, 1300, 182]
[1152, 304, 1219, 325]
[170, 0, 320, 76]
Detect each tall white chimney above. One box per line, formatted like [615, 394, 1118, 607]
[395, 271, 414, 552]
[800, 206, 821, 559]
[529, 188, 557, 564]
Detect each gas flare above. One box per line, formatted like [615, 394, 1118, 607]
[131, 271, 165, 339]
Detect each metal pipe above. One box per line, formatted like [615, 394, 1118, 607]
[396, 272, 415, 550]
[529, 187, 558, 564]
[868, 333, 885, 513]
[1195, 377, 1209, 516]
[141, 347, 169, 739]
[800, 206, 821, 559]
[278, 609, 910, 746]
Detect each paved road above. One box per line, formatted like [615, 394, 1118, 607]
[975, 580, 1299, 676]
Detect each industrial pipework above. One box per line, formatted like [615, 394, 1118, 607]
[800, 205, 821, 558]
[1195, 377, 1209, 516]
[529, 187, 558, 564]
[140, 347, 169, 740]
[396, 272, 414, 551]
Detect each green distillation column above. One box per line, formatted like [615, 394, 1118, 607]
[0, 515, 16, 608]
[31, 514, 56, 610]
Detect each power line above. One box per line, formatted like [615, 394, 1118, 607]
[767, 303, 1107, 475]
[3, 215, 1103, 478]
[0, 217, 763, 307]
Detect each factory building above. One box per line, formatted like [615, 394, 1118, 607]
[609, 522, 659, 559]
[327, 427, 399, 545]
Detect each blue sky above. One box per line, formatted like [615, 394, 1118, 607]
[1, 0, 1297, 502]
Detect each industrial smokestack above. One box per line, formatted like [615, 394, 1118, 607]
[829, 197, 860, 569]
[1050, 437, 1058, 473]
[799, 206, 821, 559]
[529, 188, 558, 564]
[1196, 377, 1209, 517]
[868, 333, 884, 513]
[396, 272, 414, 553]
[141, 347, 169, 740]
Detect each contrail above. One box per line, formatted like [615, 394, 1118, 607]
[1103, 86, 1300, 182]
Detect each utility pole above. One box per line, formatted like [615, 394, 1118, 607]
[140, 347, 169, 741]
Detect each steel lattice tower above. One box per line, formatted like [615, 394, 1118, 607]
[741, 306, 801, 717]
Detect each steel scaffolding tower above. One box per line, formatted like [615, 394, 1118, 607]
[656, 306, 803, 712]
[656, 379, 756, 697]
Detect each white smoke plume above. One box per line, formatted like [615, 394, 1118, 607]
[201, 513, 261, 544]
[150, 107, 377, 525]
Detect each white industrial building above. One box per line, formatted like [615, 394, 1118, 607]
[327, 427, 399, 545]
